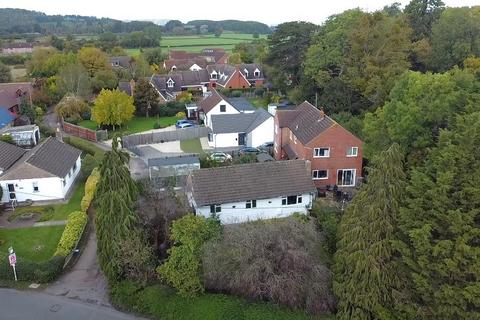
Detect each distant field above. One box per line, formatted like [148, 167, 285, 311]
[124, 33, 266, 56]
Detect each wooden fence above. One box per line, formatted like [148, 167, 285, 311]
[62, 121, 107, 142]
[122, 126, 210, 148]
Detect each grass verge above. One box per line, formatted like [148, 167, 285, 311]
[180, 138, 205, 155]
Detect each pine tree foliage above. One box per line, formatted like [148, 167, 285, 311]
[334, 143, 406, 320]
[95, 136, 141, 282]
[395, 112, 480, 319]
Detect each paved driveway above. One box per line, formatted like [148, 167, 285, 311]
[44, 222, 110, 307]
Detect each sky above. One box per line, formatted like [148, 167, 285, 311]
[0, 0, 478, 25]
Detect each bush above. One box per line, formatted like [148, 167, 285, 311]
[0, 55, 27, 65]
[54, 211, 88, 257]
[231, 90, 242, 97]
[111, 281, 313, 320]
[311, 200, 341, 259]
[176, 111, 186, 119]
[37, 123, 56, 137]
[159, 101, 185, 117]
[81, 168, 100, 212]
[254, 88, 264, 96]
[202, 218, 336, 315]
[63, 136, 106, 156]
[0, 254, 65, 283]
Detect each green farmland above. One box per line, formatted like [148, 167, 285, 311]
[125, 33, 267, 56]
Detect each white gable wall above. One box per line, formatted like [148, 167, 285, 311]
[195, 193, 314, 224]
[208, 132, 240, 148]
[189, 64, 202, 71]
[205, 99, 238, 128]
[247, 116, 274, 147]
[0, 156, 81, 203]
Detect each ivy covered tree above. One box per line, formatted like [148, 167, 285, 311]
[133, 78, 159, 117]
[334, 143, 406, 320]
[95, 137, 143, 281]
[395, 112, 480, 319]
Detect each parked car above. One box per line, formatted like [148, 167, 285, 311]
[238, 146, 261, 156]
[209, 152, 232, 162]
[175, 119, 194, 129]
[258, 142, 274, 153]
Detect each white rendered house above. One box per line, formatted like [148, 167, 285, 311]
[186, 160, 316, 224]
[0, 137, 82, 204]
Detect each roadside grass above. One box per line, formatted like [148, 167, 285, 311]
[7, 179, 86, 222]
[113, 281, 333, 320]
[180, 138, 205, 155]
[0, 226, 65, 262]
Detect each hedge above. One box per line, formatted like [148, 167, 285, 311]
[0, 254, 64, 283]
[111, 281, 319, 320]
[63, 136, 106, 157]
[54, 211, 87, 257]
[80, 168, 100, 212]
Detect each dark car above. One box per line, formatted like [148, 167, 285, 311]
[238, 146, 261, 156]
[258, 142, 274, 153]
[175, 119, 194, 129]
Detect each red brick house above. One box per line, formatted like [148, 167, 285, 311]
[274, 102, 363, 188]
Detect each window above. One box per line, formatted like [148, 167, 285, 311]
[62, 179, 66, 187]
[167, 79, 174, 88]
[337, 169, 356, 187]
[313, 147, 330, 158]
[210, 204, 222, 213]
[281, 195, 302, 205]
[68, 169, 72, 177]
[208, 133, 213, 142]
[347, 146, 358, 157]
[211, 72, 217, 79]
[32, 182, 39, 192]
[312, 170, 328, 180]
[73, 162, 77, 172]
[246, 200, 257, 209]
[220, 104, 226, 112]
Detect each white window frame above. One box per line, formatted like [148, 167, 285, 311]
[313, 147, 330, 158]
[312, 170, 328, 180]
[246, 200, 257, 209]
[167, 79, 175, 88]
[210, 204, 221, 213]
[337, 169, 356, 187]
[281, 195, 303, 206]
[32, 181, 39, 192]
[220, 104, 226, 112]
[347, 146, 358, 157]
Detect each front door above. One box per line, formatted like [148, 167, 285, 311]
[238, 133, 246, 146]
[7, 184, 15, 200]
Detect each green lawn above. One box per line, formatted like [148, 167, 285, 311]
[248, 97, 268, 109]
[180, 138, 205, 155]
[77, 119, 98, 130]
[0, 226, 65, 262]
[8, 179, 86, 222]
[79, 116, 180, 137]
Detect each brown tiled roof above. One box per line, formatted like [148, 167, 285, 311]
[164, 58, 208, 71]
[197, 90, 224, 113]
[0, 141, 25, 171]
[0, 82, 32, 110]
[277, 102, 335, 145]
[189, 160, 316, 206]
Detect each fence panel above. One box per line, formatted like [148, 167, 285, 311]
[122, 126, 210, 148]
[62, 122, 97, 142]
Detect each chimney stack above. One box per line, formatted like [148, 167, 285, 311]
[319, 107, 325, 119]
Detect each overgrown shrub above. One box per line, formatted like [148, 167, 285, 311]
[0, 254, 65, 283]
[63, 136, 105, 156]
[231, 90, 242, 97]
[80, 168, 100, 211]
[157, 214, 220, 297]
[55, 95, 89, 123]
[202, 218, 336, 315]
[37, 123, 56, 137]
[159, 102, 185, 117]
[54, 211, 87, 257]
[254, 88, 264, 96]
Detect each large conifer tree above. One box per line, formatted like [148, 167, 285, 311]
[334, 143, 406, 319]
[95, 136, 140, 281]
[396, 112, 480, 319]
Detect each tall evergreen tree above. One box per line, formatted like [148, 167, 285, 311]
[395, 112, 480, 319]
[334, 144, 406, 320]
[95, 136, 140, 281]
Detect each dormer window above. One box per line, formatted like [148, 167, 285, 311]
[172, 66, 177, 71]
[254, 68, 260, 77]
[167, 78, 175, 88]
[244, 68, 249, 77]
[211, 71, 218, 79]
